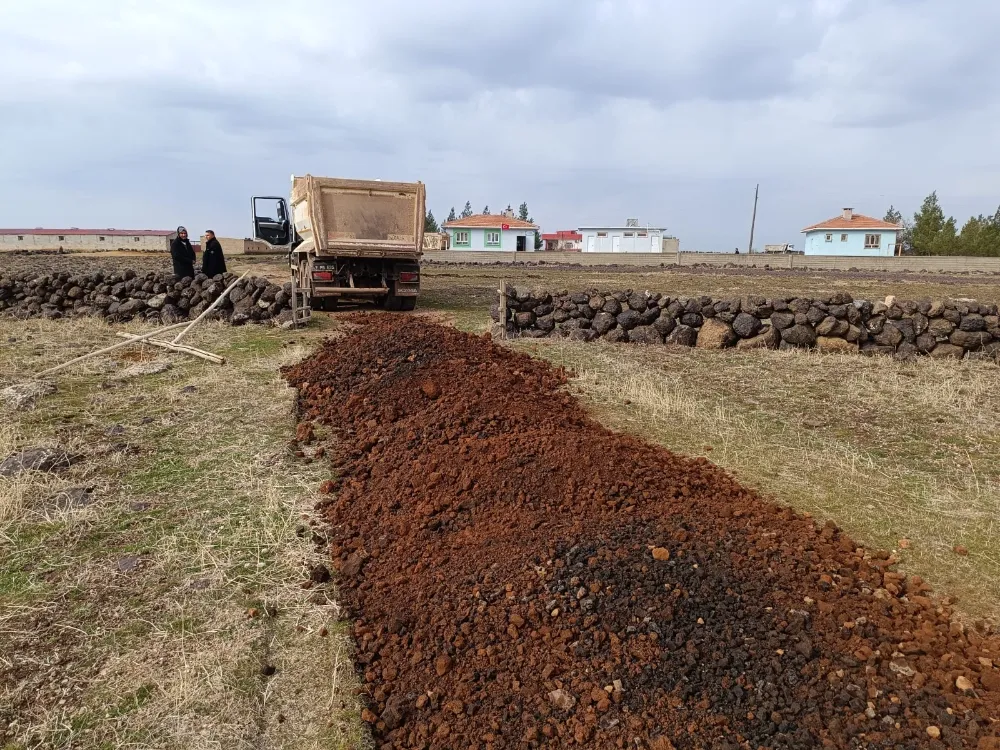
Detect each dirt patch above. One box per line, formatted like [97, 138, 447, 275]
[284, 315, 1000, 748]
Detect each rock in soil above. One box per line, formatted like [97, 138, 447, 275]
[1, 381, 57, 411]
[0, 447, 75, 477]
[114, 361, 172, 380]
[282, 315, 1000, 749]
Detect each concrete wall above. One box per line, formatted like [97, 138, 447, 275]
[0, 233, 172, 252]
[803, 229, 898, 256]
[580, 228, 664, 253]
[422, 250, 1000, 273]
[446, 227, 536, 252]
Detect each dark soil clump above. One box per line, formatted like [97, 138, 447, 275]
[283, 315, 1000, 749]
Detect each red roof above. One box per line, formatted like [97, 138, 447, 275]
[541, 231, 582, 241]
[0, 228, 176, 237]
[802, 214, 900, 232]
[443, 214, 537, 229]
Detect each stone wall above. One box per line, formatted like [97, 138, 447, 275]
[0, 269, 295, 326]
[492, 287, 1000, 361]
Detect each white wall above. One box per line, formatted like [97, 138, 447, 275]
[580, 228, 664, 253]
[0, 233, 172, 252]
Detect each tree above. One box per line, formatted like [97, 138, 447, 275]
[446, 207, 456, 222]
[425, 210, 439, 233]
[957, 208, 1000, 256]
[460, 201, 473, 219]
[518, 202, 530, 222]
[910, 192, 960, 256]
[482, 205, 490, 215]
[884, 205, 912, 253]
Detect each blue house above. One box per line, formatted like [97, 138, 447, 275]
[442, 213, 539, 252]
[802, 208, 900, 256]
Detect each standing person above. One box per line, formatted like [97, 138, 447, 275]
[170, 226, 196, 279]
[202, 230, 227, 277]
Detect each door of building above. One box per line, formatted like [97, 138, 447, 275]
[587, 236, 595, 252]
[652, 235, 660, 252]
[612, 236, 621, 253]
[516, 235, 526, 252]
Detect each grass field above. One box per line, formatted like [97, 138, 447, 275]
[2, 256, 999, 748]
[0, 317, 366, 750]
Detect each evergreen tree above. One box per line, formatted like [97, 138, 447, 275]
[424, 210, 439, 233]
[518, 202, 530, 222]
[911, 192, 950, 255]
[483, 205, 490, 215]
[446, 207, 457, 222]
[460, 201, 473, 219]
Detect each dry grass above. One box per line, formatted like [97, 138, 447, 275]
[516, 338, 1000, 622]
[0, 316, 367, 750]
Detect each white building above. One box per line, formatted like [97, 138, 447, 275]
[0, 228, 177, 252]
[579, 220, 678, 253]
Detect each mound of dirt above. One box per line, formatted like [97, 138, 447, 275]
[283, 315, 1000, 749]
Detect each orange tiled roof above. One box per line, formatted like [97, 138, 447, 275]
[802, 214, 901, 232]
[443, 214, 537, 229]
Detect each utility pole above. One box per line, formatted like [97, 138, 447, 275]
[747, 183, 759, 254]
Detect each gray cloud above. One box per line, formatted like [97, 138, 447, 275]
[0, 0, 998, 249]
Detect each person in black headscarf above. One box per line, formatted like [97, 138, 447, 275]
[170, 226, 196, 279]
[201, 230, 227, 278]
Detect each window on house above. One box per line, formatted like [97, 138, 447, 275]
[17, 235, 23, 241]
[454, 231, 470, 246]
[637, 232, 648, 237]
[134, 236, 140, 242]
[597, 232, 607, 237]
[864, 233, 881, 248]
[99, 236, 106, 241]
[485, 231, 500, 246]
[841, 234, 847, 242]
[58, 235, 65, 241]
[825, 233, 832, 242]
[624, 232, 634, 237]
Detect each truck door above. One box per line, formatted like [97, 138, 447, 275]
[251, 196, 292, 247]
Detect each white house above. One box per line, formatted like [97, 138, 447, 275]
[0, 228, 177, 252]
[801, 209, 901, 256]
[579, 220, 676, 253]
[442, 214, 538, 252]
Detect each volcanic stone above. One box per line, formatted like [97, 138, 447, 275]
[781, 324, 817, 347]
[732, 313, 762, 339]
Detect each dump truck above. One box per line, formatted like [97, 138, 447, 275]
[251, 175, 425, 311]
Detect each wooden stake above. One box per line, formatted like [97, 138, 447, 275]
[115, 333, 225, 364]
[171, 271, 250, 345]
[37, 321, 192, 377]
[498, 280, 508, 340]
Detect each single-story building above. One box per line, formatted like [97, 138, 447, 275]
[579, 222, 675, 253]
[0, 228, 177, 252]
[541, 230, 582, 251]
[442, 214, 538, 252]
[801, 209, 900, 256]
[422, 232, 451, 251]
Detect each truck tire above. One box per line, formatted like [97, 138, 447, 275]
[398, 296, 416, 311]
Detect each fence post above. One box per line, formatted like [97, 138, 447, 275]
[498, 279, 507, 340]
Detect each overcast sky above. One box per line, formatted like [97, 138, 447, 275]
[1, 0, 998, 250]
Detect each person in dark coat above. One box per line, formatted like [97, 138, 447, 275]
[170, 226, 196, 279]
[201, 230, 227, 278]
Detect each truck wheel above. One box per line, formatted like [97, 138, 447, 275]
[398, 296, 416, 311]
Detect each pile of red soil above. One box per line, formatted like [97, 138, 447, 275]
[283, 315, 1000, 749]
